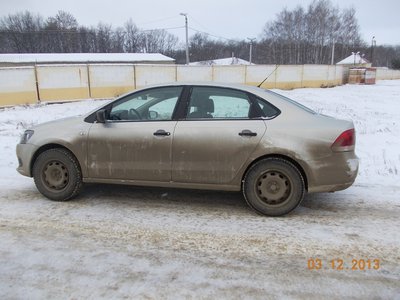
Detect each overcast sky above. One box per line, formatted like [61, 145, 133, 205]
[1, 0, 399, 46]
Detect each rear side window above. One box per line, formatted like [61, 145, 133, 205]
[187, 87, 251, 119]
[255, 97, 280, 118]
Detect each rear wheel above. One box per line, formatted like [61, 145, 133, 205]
[32, 148, 83, 201]
[243, 158, 305, 216]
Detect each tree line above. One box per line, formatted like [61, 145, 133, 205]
[0, 11, 178, 55]
[0, 0, 399, 68]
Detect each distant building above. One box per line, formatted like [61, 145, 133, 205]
[189, 57, 253, 66]
[337, 52, 374, 84]
[0, 53, 175, 67]
[337, 53, 371, 67]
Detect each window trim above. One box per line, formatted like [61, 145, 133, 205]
[84, 85, 281, 123]
[181, 85, 280, 121]
[249, 94, 281, 120]
[84, 85, 186, 123]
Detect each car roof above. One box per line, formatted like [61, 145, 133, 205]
[141, 81, 259, 92]
[133, 82, 274, 101]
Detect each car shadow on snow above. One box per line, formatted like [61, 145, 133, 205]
[77, 183, 351, 217]
[79, 183, 251, 214]
[5, 182, 363, 217]
[300, 193, 345, 213]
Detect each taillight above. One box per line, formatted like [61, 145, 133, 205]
[331, 129, 355, 152]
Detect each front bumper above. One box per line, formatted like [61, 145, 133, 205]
[16, 143, 38, 177]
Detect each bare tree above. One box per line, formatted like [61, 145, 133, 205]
[96, 23, 113, 53]
[77, 26, 97, 53]
[142, 29, 178, 54]
[261, 0, 365, 64]
[124, 19, 142, 52]
[111, 27, 125, 53]
[44, 10, 79, 52]
[0, 11, 44, 53]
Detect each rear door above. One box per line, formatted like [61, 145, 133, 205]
[172, 86, 266, 185]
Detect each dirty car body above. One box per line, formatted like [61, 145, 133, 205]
[16, 83, 359, 216]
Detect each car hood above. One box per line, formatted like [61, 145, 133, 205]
[27, 116, 91, 147]
[30, 116, 83, 131]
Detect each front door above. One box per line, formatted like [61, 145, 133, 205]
[87, 86, 183, 181]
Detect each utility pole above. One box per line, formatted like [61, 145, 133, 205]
[247, 38, 256, 64]
[330, 40, 335, 65]
[180, 13, 189, 64]
[370, 36, 376, 66]
[144, 32, 148, 53]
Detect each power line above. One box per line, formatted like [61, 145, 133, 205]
[188, 26, 236, 42]
[188, 16, 216, 36]
[0, 26, 185, 34]
[142, 26, 184, 32]
[137, 15, 179, 26]
[189, 16, 243, 42]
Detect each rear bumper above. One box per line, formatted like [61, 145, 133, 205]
[308, 181, 355, 193]
[16, 143, 37, 177]
[306, 152, 359, 193]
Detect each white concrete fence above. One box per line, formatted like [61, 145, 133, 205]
[1, 64, 399, 106]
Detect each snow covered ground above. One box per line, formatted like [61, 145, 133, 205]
[0, 81, 399, 299]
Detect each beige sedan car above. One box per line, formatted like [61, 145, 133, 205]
[16, 83, 358, 216]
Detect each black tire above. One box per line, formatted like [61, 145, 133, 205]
[243, 158, 305, 216]
[32, 148, 83, 201]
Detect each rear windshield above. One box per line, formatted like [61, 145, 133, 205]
[264, 90, 316, 114]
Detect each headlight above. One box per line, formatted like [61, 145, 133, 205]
[20, 130, 34, 144]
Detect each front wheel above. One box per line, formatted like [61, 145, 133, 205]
[32, 148, 83, 201]
[243, 158, 305, 216]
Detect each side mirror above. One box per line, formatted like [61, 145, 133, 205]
[96, 109, 106, 123]
[148, 110, 159, 120]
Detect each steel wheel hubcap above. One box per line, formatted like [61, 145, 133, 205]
[43, 161, 69, 190]
[256, 171, 291, 205]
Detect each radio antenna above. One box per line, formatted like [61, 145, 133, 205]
[257, 64, 280, 88]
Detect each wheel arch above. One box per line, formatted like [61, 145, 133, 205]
[30, 143, 81, 176]
[242, 154, 309, 192]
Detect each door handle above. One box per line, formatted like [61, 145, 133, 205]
[239, 130, 257, 137]
[153, 129, 171, 136]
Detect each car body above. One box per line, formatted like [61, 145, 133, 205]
[16, 82, 359, 216]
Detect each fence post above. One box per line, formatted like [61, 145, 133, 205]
[34, 63, 41, 103]
[86, 63, 92, 98]
[133, 65, 137, 89]
[244, 65, 248, 85]
[326, 65, 330, 87]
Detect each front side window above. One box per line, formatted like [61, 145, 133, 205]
[109, 86, 183, 121]
[187, 87, 251, 119]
